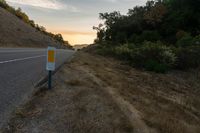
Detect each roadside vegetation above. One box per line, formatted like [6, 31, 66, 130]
[93, 0, 200, 73]
[0, 0, 72, 49]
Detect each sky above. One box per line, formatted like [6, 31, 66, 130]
[6, 0, 147, 45]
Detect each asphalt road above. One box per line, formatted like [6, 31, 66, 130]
[0, 48, 74, 127]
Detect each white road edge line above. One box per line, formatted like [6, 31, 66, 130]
[0, 50, 45, 53]
[0, 55, 46, 64]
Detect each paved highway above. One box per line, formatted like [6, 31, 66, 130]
[0, 48, 74, 127]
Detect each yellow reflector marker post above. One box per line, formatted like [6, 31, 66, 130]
[46, 47, 56, 90]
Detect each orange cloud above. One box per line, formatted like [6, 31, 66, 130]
[62, 34, 96, 45]
[61, 30, 95, 35]
[50, 30, 96, 45]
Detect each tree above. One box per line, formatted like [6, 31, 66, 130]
[93, 24, 105, 43]
[99, 11, 122, 29]
[144, 2, 167, 26]
[94, 0, 200, 45]
[54, 34, 64, 43]
[0, 0, 8, 9]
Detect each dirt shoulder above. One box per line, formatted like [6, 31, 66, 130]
[1, 52, 200, 133]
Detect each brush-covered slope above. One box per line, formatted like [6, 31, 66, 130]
[0, 7, 63, 48]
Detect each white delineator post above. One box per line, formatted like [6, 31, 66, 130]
[46, 47, 56, 89]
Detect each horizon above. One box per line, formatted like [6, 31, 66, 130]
[6, 0, 146, 45]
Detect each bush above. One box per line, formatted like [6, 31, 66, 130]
[176, 34, 194, 47]
[175, 46, 200, 69]
[128, 34, 142, 43]
[140, 30, 161, 42]
[145, 60, 169, 73]
[131, 41, 176, 73]
[193, 35, 200, 45]
[15, 8, 29, 23]
[0, 0, 8, 9]
[176, 30, 188, 40]
[115, 32, 127, 43]
[113, 44, 132, 60]
[95, 44, 115, 56]
[128, 31, 161, 44]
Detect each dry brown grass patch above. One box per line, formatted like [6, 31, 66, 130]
[65, 79, 82, 86]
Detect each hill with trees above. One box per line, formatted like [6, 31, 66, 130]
[0, 0, 72, 48]
[93, 0, 200, 73]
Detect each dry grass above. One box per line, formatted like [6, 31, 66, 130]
[70, 52, 200, 133]
[1, 51, 200, 133]
[65, 79, 82, 86]
[1, 53, 134, 133]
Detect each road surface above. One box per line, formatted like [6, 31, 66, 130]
[0, 48, 74, 127]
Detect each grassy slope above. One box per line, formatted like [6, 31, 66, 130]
[0, 7, 61, 48]
[1, 52, 200, 133]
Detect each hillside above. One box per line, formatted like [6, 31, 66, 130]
[0, 7, 65, 48]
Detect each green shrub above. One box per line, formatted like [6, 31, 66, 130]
[115, 32, 127, 43]
[128, 31, 161, 43]
[128, 34, 139, 43]
[141, 30, 161, 42]
[175, 46, 200, 69]
[193, 35, 200, 45]
[176, 30, 188, 40]
[15, 8, 30, 23]
[96, 45, 115, 56]
[131, 41, 176, 73]
[113, 44, 132, 60]
[176, 34, 194, 47]
[145, 60, 169, 73]
[0, 0, 8, 9]
[97, 40, 200, 72]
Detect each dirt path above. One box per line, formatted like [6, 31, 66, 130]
[79, 66, 151, 133]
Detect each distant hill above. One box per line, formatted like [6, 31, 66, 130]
[0, 2, 70, 48]
[73, 44, 89, 50]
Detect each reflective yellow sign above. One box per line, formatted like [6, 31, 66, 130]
[47, 47, 56, 71]
[48, 50, 55, 63]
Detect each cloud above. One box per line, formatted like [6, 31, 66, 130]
[104, 0, 116, 2]
[6, 0, 63, 10]
[104, 0, 146, 3]
[57, 30, 95, 35]
[6, 0, 79, 11]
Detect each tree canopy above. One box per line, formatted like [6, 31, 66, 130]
[94, 0, 200, 45]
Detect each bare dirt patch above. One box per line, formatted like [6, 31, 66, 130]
[1, 52, 200, 133]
